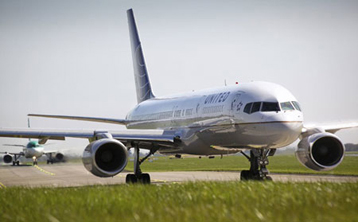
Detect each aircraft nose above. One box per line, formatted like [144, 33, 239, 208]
[262, 112, 303, 147]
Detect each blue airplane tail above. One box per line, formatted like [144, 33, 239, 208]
[127, 9, 155, 103]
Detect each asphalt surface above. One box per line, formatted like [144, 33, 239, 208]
[0, 162, 357, 188]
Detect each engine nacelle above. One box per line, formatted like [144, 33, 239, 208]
[82, 139, 128, 177]
[3, 154, 13, 163]
[296, 133, 345, 171]
[55, 153, 64, 161]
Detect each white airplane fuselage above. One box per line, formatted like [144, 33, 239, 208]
[125, 81, 303, 155]
[23, 147, 44, 159]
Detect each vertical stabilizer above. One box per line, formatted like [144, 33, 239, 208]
[127, 9, 155, 103]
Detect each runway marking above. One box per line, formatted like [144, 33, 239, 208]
[33, 165, 55, 176]
[152, 179, 168, 183]
[0, 182, 6, 189]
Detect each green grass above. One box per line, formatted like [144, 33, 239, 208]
[127, 155, 358, 176]
[1, 182, 358, 222]
[1, 155, 357, 221]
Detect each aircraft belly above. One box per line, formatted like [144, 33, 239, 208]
[175, 122, 302, 155]
[128, 120, 302, 155]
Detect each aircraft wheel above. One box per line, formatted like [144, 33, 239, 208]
[12, 161, 15, 166]
[126, 174, 137, 184]
[240, 170, 251, 181]
[47, 160, 49, 164]
[265, 176, 273, 181]
[16, 161, 20, 166]
[140, 173, 151, 184]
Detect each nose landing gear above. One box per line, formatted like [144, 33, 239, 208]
[240, 149, 275, 181]
[32, 156, 38, 165]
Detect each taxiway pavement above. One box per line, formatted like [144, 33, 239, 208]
[0, 163, 357, 188]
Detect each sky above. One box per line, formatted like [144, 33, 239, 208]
[0, 0, 358, 154]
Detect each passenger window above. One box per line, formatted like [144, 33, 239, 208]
[261, 102, 280, 112]
[251, 102, 261, 113]
[244, 103, 252, 114]
[292, 101, 301, 111]
[280, 102, 295, 111]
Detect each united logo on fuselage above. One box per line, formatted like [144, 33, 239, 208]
[204, 92, 230, 105]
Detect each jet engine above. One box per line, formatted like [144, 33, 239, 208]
[55, 153, 64, 161]
[296, 132, 345, 171]
[3, 154, 13, 163]
[82, 138, 128, 177]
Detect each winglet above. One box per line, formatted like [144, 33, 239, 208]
[127, 9, 155, 103]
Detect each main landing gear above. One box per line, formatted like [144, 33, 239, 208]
[12, 154, 21, 166]
[12, 161, 20, 166]
[126, 145, 153, 184]
[240, 149, 275, 181]
[46, 153, 54, 164]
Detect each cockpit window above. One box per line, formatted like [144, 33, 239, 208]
[244, 102, 281, 114]
[292, 101, 302, 111]
[251, 102, 261, 113]
[261, 102, 280, 112]
[244, 103, 252, 114]
[280, 102, 295, 111]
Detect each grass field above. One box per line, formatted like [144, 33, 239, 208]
[1, 154, 357, 221]
[1, 181, 358, 222]
[126, 154, 358, 176]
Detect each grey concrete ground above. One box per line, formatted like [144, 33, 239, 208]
[0, 163, 357, 188]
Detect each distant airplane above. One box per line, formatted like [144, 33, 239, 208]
[0, 9, 357, 183]
[128, 148, 150, 158]
[1, 140, 65, 165]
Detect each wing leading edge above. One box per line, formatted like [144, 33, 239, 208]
[0, 128, 179, 150]
[28, 114, 131, 125]
[302, 122, 358, 136]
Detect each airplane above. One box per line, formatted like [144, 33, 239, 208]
[0, 8, 357, 183]
[128, 148, 150, 158]
[1, 140, 65, 166]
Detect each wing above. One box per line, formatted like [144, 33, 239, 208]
[28, 114, 131, 125]
[0, 128, 180, 150]
[2, 144, 26, 148]
[302, 122, 358, 135]
[0, 151, 24, 156]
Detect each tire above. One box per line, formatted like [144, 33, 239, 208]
[140, 173, 151, 184]
[126, 174, 137, 184]
[265, 176, 273, 181]
[240, 170, 250, 181]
